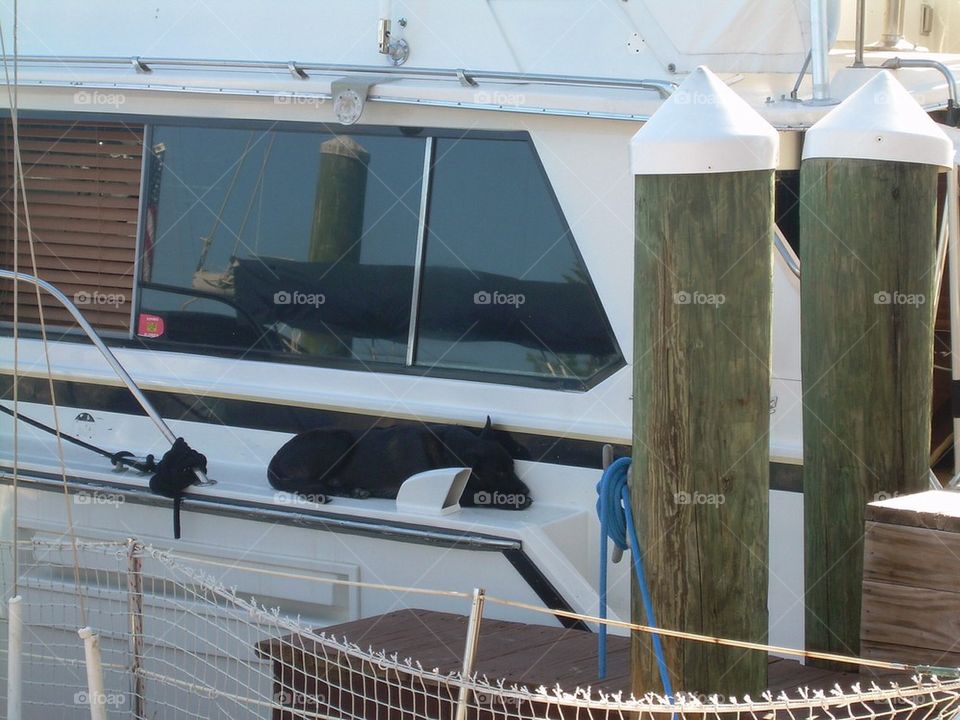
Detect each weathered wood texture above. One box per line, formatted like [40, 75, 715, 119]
[801, 159, 938, 668]
[632, 170, 773, 697]
[864, 520, 960, 593]
[860, 494, 960, 674]
[257, 609, 860, 720]
[862, 580, 960, 650]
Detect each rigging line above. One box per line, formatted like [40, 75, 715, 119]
[231, 133, 275, 258]
[0, 17, 88, 627]
[0, 404, 156, 472]
[197, 130, 257, 273]
[483, 594, 958, 676]
[7, 0, 18, 600]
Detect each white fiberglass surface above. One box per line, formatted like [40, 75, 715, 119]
[0, 400, 590, 529]
[0, 400, 806, 645]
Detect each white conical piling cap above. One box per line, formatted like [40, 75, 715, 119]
[630, 66, 778, 175]
[802, 71, 953, 168]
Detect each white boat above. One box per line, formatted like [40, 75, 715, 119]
[0, 0, 959, 716]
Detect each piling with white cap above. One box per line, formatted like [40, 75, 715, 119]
[800, 71, 952, 669]
[630, 66, 777, 696]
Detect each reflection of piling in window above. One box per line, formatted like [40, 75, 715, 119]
[302, 136, 369, 356]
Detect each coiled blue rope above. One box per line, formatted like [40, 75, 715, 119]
[596, 457, 674, 698]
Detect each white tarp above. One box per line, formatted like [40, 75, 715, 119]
[4, 0, 841, 80]
[624, 0, 841, 74]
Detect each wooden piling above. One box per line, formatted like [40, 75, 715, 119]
[303, 135, 369, 355]
[630, 66, 777, 698]
[800, 72, 952, 668]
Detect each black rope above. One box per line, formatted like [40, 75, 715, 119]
[150, 438, 207, 540]
[3, 401, 209, 540]
[0, 402, 157, 473]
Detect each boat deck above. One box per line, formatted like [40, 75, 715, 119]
[257, 608, 880, 719]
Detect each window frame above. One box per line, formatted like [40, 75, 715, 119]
[2, 111, 624, 391]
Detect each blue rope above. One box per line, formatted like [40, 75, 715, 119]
[596, 457, 674, 698]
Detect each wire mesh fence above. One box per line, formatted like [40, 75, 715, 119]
[0, 537, 957, 720]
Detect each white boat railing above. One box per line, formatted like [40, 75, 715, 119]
[6, 54, 679, 98]
[774, 224, 801, 279]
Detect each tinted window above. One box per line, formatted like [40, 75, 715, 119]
[135, 124, 622, 388]
[139, 126, 424, 364]
[415, 138, 620, 384]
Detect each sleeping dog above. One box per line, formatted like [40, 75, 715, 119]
[267, 418, 532, 509]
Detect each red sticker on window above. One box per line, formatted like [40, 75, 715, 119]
[137, 313, 165, 338]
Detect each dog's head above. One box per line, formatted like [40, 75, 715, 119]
[462, 418, 532, 510]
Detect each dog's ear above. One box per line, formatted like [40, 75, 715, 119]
[479, 416, 493, 438]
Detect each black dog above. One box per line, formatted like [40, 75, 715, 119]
[267, 418, 532, 509]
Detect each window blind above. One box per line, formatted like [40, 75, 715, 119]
[0, 119, 143, 332]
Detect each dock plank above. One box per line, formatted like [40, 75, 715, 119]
[864, 521, 960, 594]
[861, 580, 960, 654]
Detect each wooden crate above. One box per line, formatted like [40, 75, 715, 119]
[862, 490, 960, 672]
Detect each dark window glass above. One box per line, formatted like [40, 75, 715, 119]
[136, 124, 621, 388]
[139, 125, 424, 364]
[775, 170, 800, 254]
[415, 138, 621, 384]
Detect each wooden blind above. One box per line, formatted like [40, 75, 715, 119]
[0, 120, 143, 332]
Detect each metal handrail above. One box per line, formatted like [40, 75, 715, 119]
[774, 225, 800, 279]
[8, 54, 678, 99]
[881, 57, 959, 106]
[851, 1, 960, 114]
[0, 268, 215, 486]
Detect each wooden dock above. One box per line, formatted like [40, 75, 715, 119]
[257, 609, 867, 720]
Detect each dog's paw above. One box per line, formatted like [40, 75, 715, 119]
[351, 488, 371, 499]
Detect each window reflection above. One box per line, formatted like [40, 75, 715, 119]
[415, 138, 620, 383]
[138, 125, 622, 387]
[140, 126, 424, 363]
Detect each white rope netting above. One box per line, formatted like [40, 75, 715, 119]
[0, 538, 958, 720]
